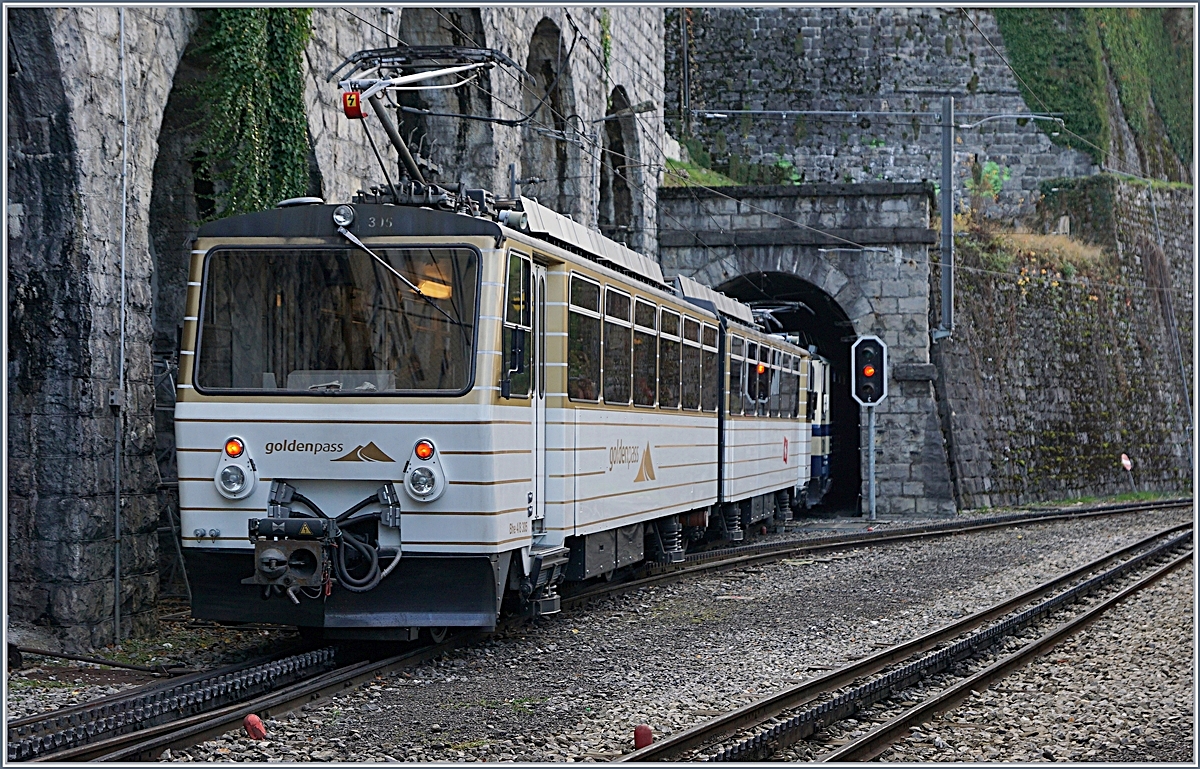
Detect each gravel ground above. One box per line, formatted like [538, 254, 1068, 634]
[5, 607, 300, 721]
[164, 507, 1191, 762]
[874, 561, 1195, 763]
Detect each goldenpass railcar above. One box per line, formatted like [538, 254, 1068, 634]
[176, 191, 816, 639]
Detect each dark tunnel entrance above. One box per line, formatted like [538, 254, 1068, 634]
[716, 271, 862, 513]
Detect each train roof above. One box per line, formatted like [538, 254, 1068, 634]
[195, 197, 761, 333]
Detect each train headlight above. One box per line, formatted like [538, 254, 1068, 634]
[409, 467, 436, 496]
[219, 465, 247, 494]
[214, 438, 257, 500]
[332, 205, 355, 227]
[403, 438, 447, 502]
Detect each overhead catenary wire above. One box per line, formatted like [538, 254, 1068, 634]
[340, 9, 1192, 301]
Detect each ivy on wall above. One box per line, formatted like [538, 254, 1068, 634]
[994, 8, 1193, 171]
[194, 8, 313, 219]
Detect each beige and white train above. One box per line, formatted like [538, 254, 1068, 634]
[176, 193, 829, 639]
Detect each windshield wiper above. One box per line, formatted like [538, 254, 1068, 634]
[307, 380, 343, 392]
[336, 226, 463, 329]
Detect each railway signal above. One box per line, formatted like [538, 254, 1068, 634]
[851, 336, 887, 405]
[851, 336, 887, 521]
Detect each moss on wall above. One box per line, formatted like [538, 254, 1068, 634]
[995, 8, 1192, 170]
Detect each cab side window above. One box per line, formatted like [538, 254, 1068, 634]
[502, 252, 532, 398]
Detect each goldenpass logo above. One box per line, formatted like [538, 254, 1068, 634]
[608, 439, 641, 471]
[264, 440, 345, 456]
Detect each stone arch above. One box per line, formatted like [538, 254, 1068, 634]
[146, 23, 214, 595]
[521, 17, 580, 217]
[598, 85, 645, 251]
[716, 268, 867, 511]
[396, 8, 494, 188]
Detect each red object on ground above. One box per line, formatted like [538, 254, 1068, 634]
[634, 724, 653, 749]
[243, 714, 267, 740]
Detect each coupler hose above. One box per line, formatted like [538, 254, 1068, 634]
[332, 524, 382, 592]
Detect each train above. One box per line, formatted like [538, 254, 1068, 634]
[176, 47, 834, 640]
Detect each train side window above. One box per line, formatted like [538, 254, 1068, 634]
[757, 347, 770, 416]
[769, 348, 781, 417]
[701, 324, 718, 412]
[780, 354, 795, 417]
[603, 288, 632, 405]
[633, 300, 657, 407]
[681, 318, 702, 410]
[745, 342, 758, 413]
[729, 335, 744, 416]
[502, 251, 532, 398]
[659, 310, 681, 409]
[567, 275, 601, 401]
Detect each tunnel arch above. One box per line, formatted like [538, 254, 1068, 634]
[520, 17, 580, 217]
[716, 270, 865, 511]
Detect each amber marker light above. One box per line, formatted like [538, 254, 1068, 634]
[862, 365, 876, 378]
[224, 438, 245, 458]
[756, 363, 766, 375]
[414, 440, 435, 460]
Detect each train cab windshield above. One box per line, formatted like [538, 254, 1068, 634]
[196, 246, 478, 394]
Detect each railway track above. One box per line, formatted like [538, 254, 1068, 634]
[565, 497, 1192, 607]
[9, 498, 1188, 762]
[616, 521, 1193, 762]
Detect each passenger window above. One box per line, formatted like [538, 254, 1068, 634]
[603, 288, 632, 404]
[701, 324, 718, 412]
[633, 300, 657, 407]
[780, 354, 795, 418]
[769, 349, 781, 417]
[567, 275, 601, 401]
[745, 342, 759, 413]
[502, 252, 532, 398]
[681, 318, 702, 410]
[729, 335, 744, 416]
[659, 310, 681, 408]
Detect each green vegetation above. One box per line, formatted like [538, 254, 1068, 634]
[194, 9, 314, 218]
[599, 9, 612, 71]
[994, 8, 1193, 170]
[992, 8, 1110, 163]
[663, 158, 740, 187]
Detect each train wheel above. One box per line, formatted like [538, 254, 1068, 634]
[428, 627, 448, 644]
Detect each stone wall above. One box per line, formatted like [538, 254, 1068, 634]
[932, 176, 1194, 508]
[8, 6, 195, 648]
[658, 183, 956, 517]
[664, 7, 1097, 220]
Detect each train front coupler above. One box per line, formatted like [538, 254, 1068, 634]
[242, 481, 403, 603]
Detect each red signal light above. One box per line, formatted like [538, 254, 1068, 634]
[756, 363, 766, 375]
[224, 438, 245, 458]
[862, 364, 876, 378]
[414, 440, 435, 460]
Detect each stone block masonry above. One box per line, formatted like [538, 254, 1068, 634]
[664, 7, 1097, 221]
[932, 176, 1193, 507]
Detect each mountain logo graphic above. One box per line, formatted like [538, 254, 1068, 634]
[332, 442, 395, 462]
[633, 442, 656, 483]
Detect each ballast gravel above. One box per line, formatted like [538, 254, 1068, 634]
[164, 507, 1192, 763]
[874, 561, 1194, 763]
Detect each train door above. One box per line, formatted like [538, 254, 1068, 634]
[532, 264, 547, 532]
